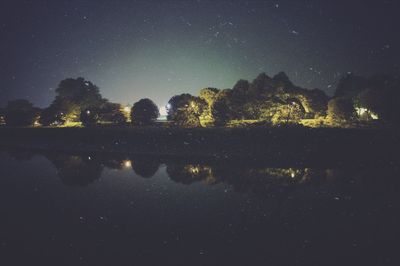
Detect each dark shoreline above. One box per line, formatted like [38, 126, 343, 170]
[0, 126, 399, 167]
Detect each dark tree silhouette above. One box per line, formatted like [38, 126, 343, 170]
[334, 73, 368, 99]
[132, 159, 160, 178]
[167, 94, 207, 127]
[80, 108, 100, 126]
[4, 99, 40, 126]
[327, 97, 355, 122]
[356, 75, 400, 125]
[212, 92, 233, 126]
[80, 102, 126, 126]
[99, 102, 126, 124]
[130, 98, 159, 126]
[47, 154, 103, 187]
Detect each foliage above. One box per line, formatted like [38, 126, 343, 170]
[131, 98, 159, 126]
[355, 75, 400, 125]
[167, 94, 207, 127]
[211, 89, 235, 126]
[80, 102, 126, 126]
[99, 102, 126, 124]
[80, 108, 100, 126]
[271, 98, 306, 125]
[43, 77, 106, 125]
[198, 87, 219, 124]
[4, 99, 40, 126]
[327, 97, 355, 123]
[334, 73, 368, 99]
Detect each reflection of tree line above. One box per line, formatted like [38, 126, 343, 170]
[6, 150, 335, 188]
[7, 150, 400, 198]
[46, 153, 160, 186]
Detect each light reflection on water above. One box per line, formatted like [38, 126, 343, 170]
[0, 149, 399, 265]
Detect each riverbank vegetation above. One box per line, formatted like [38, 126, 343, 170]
[0, 72, 399, 129]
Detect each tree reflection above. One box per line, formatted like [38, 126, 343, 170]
[7, 150, 35, 161]
[132, 159, 160, 178]
[6, 148, 398, 195]
[46, 154, 103, 187]
[166, 164, 216, 185]
[165, 162, 338, 197]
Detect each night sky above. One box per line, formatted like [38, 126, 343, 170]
[1, 0, 400, 109]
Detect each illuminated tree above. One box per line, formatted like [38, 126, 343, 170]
[327, 97, 355, 123]
[167, 94, 207, 127]
[245, 96, 284, 121]
[198, 87, 219, 124]
[43, 77, 106, 125]
[4, 99, 40, 126]
[271, 98, 306, 124]
[130, 98, 159, 126]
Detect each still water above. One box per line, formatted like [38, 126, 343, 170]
[0, 149, 399, 266]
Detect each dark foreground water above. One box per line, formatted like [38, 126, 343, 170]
[0, 149, 399, 266]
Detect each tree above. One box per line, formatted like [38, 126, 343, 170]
[167, 94, 207, 127]
[199, 87, 220, 124]
[47, 154, 103, 187]
[334, 73, 368, 99]
[271, 98, 306, 125]
[99, 102, 126, 124]
[4, 99, 40, 126]
[43, 77, 106, 125]
[79, 102, 126, 127]
[327, 97, 355, 123]
[80, 108, 100, 126]
[211, 89, 235, 126]
[131, 98, 159, 126]
[356, 75, 400, 125]
[305, 88, 329, 118]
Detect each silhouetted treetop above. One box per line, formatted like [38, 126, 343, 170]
[131, 98, 159, 126]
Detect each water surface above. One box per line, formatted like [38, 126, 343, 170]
[0, 149, 399, 265]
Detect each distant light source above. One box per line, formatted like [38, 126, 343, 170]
[86, 110, 91, 115]
[123, 160, 132, 168]
[123, 106, 131, 113]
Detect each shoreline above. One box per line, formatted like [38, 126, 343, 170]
[1, 126, 399, 167]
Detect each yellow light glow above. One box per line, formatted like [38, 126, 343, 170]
[123, 160, 132, 168]
[123, 106, 131, 113]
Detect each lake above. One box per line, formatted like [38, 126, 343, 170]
[0, 148, 399, 265]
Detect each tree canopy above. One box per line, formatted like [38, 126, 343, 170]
[131, 98, 159, 126]
[4, 99, 40, 126]
[167, 94, 207, 127]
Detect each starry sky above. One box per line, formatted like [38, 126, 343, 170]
[1, 0, 400, 109]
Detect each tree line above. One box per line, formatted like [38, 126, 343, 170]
[0, 72, 399, 128]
